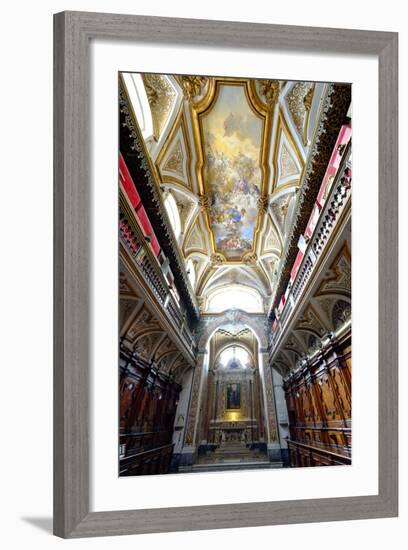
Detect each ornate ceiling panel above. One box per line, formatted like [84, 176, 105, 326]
[262, 218, 282, 255]
[272, 112, 303, 190]
[184, 222, 206, 254]
[279, 143, 299, 180]
[162, 138, 184, 178]
[200, 83, 264, 260]
[128, 74, 330, 311]
[156, 109, 193, 190]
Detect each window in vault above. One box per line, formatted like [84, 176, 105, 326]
[206, 285, 263, 313]
[219, 346, 251, 369]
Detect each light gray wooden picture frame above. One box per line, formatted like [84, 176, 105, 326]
[53, 10, 398, 539]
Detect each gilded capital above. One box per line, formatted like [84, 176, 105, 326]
[210, 253, 225, 267]
[258, 79, 280, 106]
[257, 194, 269, 212]
[197, 193, 210, 211]
[243, 252, 258, 265]
[179, 75, 208, 102]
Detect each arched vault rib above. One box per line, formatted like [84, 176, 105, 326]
[197, 311, 268, 352]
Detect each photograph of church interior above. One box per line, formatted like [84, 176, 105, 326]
[119, 73, 352, 476]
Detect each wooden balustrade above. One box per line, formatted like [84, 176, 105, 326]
[287, 439, 351, 467]
[120, 430, 173, 456]
[120, 444, 174, 476]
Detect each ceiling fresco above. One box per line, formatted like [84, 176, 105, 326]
[201, 84, 263, 260]
[122, 73, 328, 313]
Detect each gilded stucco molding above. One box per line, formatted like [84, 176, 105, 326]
[258, 79, 280, 106]
[178, 75, 208, 102]
[142, 74, 176, 141]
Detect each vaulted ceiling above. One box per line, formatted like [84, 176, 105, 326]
[122, 72, 329, 313]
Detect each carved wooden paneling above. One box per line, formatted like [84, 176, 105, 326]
[283, 329, 351, 466]
[119, 340, 182, 476]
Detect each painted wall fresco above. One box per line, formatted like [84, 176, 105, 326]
[202, 84, 263, 260]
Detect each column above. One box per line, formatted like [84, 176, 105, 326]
[180, 351, 207, 466]
[170, 367, 194, 471]
[259, 349, 281, 462]
[253, 368, 264, 441]
[271, 368, 290, 465]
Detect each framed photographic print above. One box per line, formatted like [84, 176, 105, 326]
[54, 11, 398, 538]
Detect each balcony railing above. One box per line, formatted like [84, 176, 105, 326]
[120, 196, 195, 353]
[270, 144, 351, 352]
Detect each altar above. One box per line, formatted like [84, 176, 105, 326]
[210, 420, 257, 446]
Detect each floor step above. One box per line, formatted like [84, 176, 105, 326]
[179, 461, 283, 473]
[199, 446, 266, 464]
